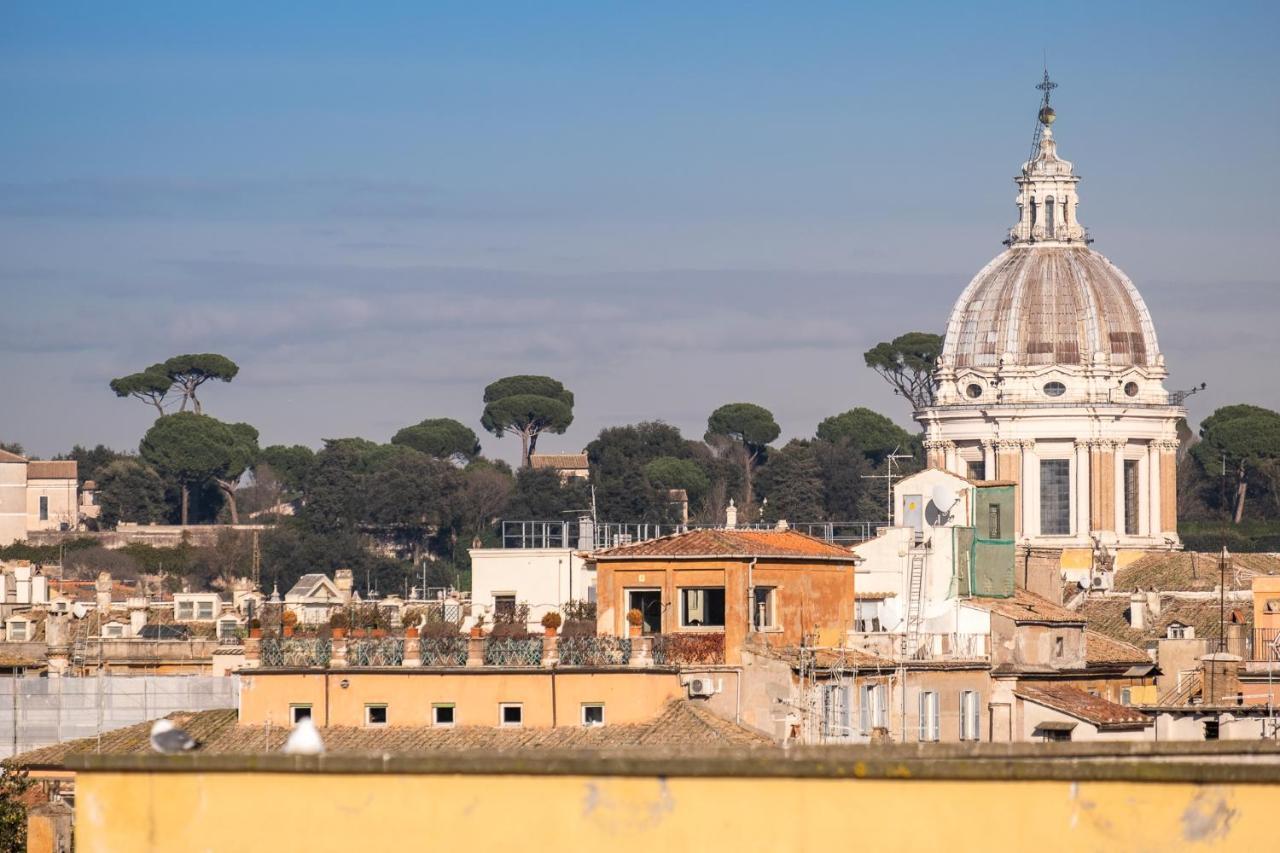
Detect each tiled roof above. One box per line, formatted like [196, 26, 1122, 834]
[529, 453, 589, 470]
[13, 701, 771, 768]
[1075, 595, 1250, 646]
[975, 589, 1084, 625]
[27, 460, 77, 480]
[1114, 552, 1280, 593]
[1085, 630, 1151, 667]
[1015, 683, 1151, 729]
[285, 573, 331, 598]
[593, 528, 858, 561]
[0, 449, 27, 463]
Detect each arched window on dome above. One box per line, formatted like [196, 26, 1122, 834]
[1029, 197, 1038, 229]
[1044, 198, 1055, 238]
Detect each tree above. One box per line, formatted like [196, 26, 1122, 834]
[162, 353, 240, 413]
[57, 444, 127, 484]
[96, 459, 168, 526]
[0, 760, 32, 853]
[257, 444, 315, 496]
[587, 422, 693, 521]
[139, 413, 259, 524]
[503, 468, 590, 519]
[706, 403, 780, 508]
[1193, 404, 1280, 523]
[864, 332, 943, 410]
[644, 456, 711, 506]
[756, 440, 825, 523]
[480, 375, 574, 467]
[816, 408, 920, 464]
[365, 453, 462, 564]
[0, 442, 22, 456]
[109, 364, 172, 415]
[391, 418, 481, 463]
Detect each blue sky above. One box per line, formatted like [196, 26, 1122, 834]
[2, 2, 1277, 463]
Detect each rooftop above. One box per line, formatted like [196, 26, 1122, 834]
[592, 528, 860, 561]
[1084, 630, 1152, 668]
[26, 460, 77, 480]
[972, 589, 1084, 625]
[1015, 683, 1152, 729]
[1113, 551, 1280, 593]
[529, 453, 589, 471]
[1076, 595, 1250, 646]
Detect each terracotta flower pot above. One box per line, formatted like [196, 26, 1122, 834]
[283, 626, 294, 638]
[544, 627, 557, 639]
[249, 628, 262, 639]
[405, 627, 419, 639]
[372, 629, 386, 639]
[628, 624, 642, 638]
[470, 626, 484, 639]
[332, 628, 346, 639]
[352, 628, 367, 639]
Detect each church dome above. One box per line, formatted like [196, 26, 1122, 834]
[941, 245, 1160, 370]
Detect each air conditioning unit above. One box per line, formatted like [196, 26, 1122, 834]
[686, 677, 717, 697]
[1091, 575, 1106, 588]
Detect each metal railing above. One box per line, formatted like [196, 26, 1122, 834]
[652, 633, 725, 666]
[500, 519, 886, 550]
[1252, 629, 1280, 662]
[418, 635, 469, 667]
[347, 637, 405, 667]
[557, 635, 631, 667]
[260, 638, 331, 668]
[483, 637, 544, 667]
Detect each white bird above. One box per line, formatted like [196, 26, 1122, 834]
[283, 716, 325, 755]
[150, 719, 198, 754]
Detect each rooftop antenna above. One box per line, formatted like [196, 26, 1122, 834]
[862, 446, 914, 525]
[1024, 66, 1057, 176]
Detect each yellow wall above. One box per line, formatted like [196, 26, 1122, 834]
[238, 670, 685, 728]
[75, 768, 1276, 852]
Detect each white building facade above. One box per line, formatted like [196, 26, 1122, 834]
[918, 84, 1182, 562]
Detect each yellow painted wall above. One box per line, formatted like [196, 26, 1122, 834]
[238, 670, 685, 728]
[75, 769, 1275, 852]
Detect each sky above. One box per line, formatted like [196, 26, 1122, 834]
[2, 2, 1278, 466]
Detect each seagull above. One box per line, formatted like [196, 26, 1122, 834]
[283, 716, 325, 755]
[150, 719, 198, 754]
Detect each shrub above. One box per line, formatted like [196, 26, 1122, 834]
[541, 611, 562, 631]
[626, 608, 644, 627]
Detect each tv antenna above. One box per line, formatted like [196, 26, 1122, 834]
[862, 447, 914, 525]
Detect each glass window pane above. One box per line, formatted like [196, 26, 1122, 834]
[1124, 459, 1140, 535]
[1039, 459, 1071, 535]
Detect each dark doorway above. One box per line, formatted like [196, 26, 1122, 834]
[627, 589, 662, 634]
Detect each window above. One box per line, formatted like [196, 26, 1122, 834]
[821, 685, 851, 739]
[1039, 459, 1071, 535]
[218, 619, 238, 638]
[1120, 688, 1132, 706]
[176, 601, 195, 620]
[38, 496, 49, 521]
[854, 600, 883, 633]
[102, 624, 124, 638]
[859, 683, 888, 734]
[494, 595, 516, 621]
[433, 704, 455, 727]
[1124, 381, 1139, 397]
[918, 691, 940, 742]
[988, 504, 1002, 539]
[1124, 459, 1140, 536]
[365, 705, 388, 727]
[500, 703, 523, 727]
[197, 601, 215, 620]
[1203, 720, 1220, 741]
[966, 383, 983, 399]
[8, 622, 28, 642]
[752, 587, 776, 630]
[1044, 197, 1055, 237]
[290, 705, 312, 724]
[1041, 728, 1072, 742]
[1054, 636, 1065, 658]
[679, 588, 725, 628]
[581, 704, 605, 727]
[968, 460, 986, 481]
[1043, 381, 1066, 397]
[959, 690, 981, 741]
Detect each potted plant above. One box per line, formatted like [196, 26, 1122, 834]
[626, 608, 644, 638]
[541, 611, 562, 638]
[470, 615, 486, 639]
[329, 612, 349, 639]
[281, 610, 298, 638]
[248, 618, 262, 639]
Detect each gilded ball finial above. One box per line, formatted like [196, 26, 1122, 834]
[1038, 105, 1056, 126]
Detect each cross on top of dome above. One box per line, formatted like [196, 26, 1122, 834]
[1007, 72, 1088, 247]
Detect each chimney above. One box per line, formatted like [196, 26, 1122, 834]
[1146, 589, 1162, 618]
[774, 519, 789, 531]
[577, 515, 595, 552]
[30, 568, 48, 605]
[335, 569, 354, 605]
[128, 597, 148, 637]
[1128, 589, 1147, 631]
[95, 571, 113, 615]
[1200, 652, 1243, 705]
[725, 499, 738, 530]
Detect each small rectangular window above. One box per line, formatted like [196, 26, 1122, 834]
[433, 704, 455, 727]
[988, 504, 1001, 539]
[859, 683, 888, 734]
[967, 461, 985, 481]
[500, 703, 523, 727]
[9, 623, 27, 642]
[365, 705, 388, 727]
[581, 704, 604, 727]
[1042, 728, 1072, 742]
[822, 685, 851, 739]
[855, 600, 882, 633]
[290, 705, 312, 724]
[679, 587, 726, 628]
[176, 602, 194, 620]
[959, 690, 981, 741]
[918, 691, 940, 742]
[1054, 636, 1065, 658]
[494, 595, 516, 621]
[752, 587, 776, 630]
[39, 496, 49, 521]
[1124, 459, 1140, 536]
[197, 602, 215, 620]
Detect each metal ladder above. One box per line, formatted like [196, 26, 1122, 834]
[902, 550, 926, 659]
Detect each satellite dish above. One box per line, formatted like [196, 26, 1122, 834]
[931, 484, 957, 511]
[72, 603, 88, 619]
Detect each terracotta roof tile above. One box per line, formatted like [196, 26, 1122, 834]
[1015, 683, 1151, 728]
[973, 590, 1084, 625]
[1114, 552, 1280, 593]
[0, 449, 27, 463]
[593, 528, 858, 561]
[1085, 630, 1151, 666]
[26, 460, 77, 480]
[529, 453, 589, 470]
[1075, 595, 1251, 646]
[13, 701, 771, 768]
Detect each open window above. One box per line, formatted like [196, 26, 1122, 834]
[581, 704, 604, 727]
[752, 587, 777, 630]
[855, 600, 883, 633]
[959, 690, 981, 741]
[290, 705, 312, 725]
[679, 588, 725, 628]
[365, 704, 388, 727]
[432, 704, 455, 727]
[918, 691, 940, 742]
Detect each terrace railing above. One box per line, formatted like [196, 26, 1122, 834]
[652, 633, 725, 666]
[347, 637, 405, 667]
[501, 519, 887, 550]
[483, 637, 544, 667]
[260, 637, 331, 668]
[557, 635, 631, 667]
[418, 635, 469, 667]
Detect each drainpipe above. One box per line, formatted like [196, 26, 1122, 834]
[746, 558, 758, 634]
